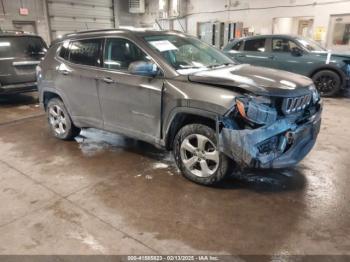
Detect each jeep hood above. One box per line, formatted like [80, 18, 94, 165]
[188, 64, 314, 97]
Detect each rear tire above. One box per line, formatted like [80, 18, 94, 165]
[46, 98, 80, 140]
[173, 124, 234, 186]
[312, 70, 341, 97]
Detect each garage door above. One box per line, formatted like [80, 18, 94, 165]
[47, 0, 115, 40]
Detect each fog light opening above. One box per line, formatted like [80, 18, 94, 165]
[286, 131, 294, 144]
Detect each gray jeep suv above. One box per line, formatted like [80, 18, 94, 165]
[0, 31, 47, 94]
[37, 29, 322, 185]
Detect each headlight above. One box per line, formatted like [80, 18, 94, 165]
[235, 95, 277, 126]
[308, 84, 320, 103]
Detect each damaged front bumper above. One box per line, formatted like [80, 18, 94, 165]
[218, 103, 322, 169]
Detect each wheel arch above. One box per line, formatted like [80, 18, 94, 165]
[164, 108, 219, 150]
[43, 91, 62, 110]
[309, 65, 346, 88]
[41, 88, 72, 115]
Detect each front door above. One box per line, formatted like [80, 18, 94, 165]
[268, 37, 312, 76]
[98, 37, 163, 142]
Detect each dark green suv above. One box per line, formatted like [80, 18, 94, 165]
[223, 35, 350, 96]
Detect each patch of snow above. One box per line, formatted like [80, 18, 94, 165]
[18, 105, 30, 110]
[153, 162, 169, 169]
[69, 231, 106, 253]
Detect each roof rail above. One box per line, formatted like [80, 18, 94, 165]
[64, 28, 130, 37]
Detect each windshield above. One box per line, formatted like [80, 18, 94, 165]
[296, 37, 326, 52]
[144, 34, 234, 74]
[0, 36, 47, 58]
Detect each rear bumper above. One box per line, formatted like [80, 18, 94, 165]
[219, 102, 322, 169]
[0, 82, 37, 94]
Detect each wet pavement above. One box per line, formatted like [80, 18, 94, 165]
[0, 92, 349, 255]
[0, 93, 42, 124]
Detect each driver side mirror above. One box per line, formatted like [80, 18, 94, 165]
[291, 47, 303, 57]
[128, 61, 160, 77]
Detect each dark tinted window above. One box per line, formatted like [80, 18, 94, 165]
[272, 38, 298, 52]
[68, 39, 102, 66]
[244, 38, 266, 52]
[0, 36, 47, 58]
[58, 40, 69, 60]
[103, 38, 149, 70]
[231, 41, 243, 51]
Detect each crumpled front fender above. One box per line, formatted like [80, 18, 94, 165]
[218, 105, 322, 169]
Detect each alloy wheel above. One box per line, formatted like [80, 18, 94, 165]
[180, 134, 219, 178]
[315, 75, 337, 95]
[48, 105, 67, 136]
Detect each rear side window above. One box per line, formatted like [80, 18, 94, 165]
[68, 39, 102, 66]
[0, 36, 47, 58]
[231, 41, 243, 51]
[244, 38, 266, 52]
[58, 40, 69, 60]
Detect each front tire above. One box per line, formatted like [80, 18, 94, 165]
[312, 70, 341, 97]
[47, 98, 80, 140]
[173, 124, 233, 185]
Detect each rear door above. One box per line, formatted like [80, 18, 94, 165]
[97, 37, 163, 141]
[55, 38, 103, 128]
[0, 36, 47, 85]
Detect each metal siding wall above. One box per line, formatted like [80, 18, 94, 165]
[0, 0, 51, 43]
[47, 0, 114, 39]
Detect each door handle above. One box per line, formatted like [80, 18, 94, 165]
[236, 54, 246, 58]
[59, 70, 70, 75]
[101, 77, 114, 84]
[268, 55, 275, 59]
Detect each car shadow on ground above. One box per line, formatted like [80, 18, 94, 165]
[0, 92, 38, 107]
[217, 168, 306, 192]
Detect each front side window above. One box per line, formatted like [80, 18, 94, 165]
[144, 34, 233, 74]
[272, 38, 298, 52]
[244, 38, 266, 52]
[103, 38, 150, 70]
[68, 39, 102, 66]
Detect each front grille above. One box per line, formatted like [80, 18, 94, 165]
[282, 94, 312, 114]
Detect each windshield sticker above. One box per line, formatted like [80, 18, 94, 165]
[149, 40, 178, 52]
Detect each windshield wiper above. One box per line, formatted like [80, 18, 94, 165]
[206, 63, 234, 69]
[178, 65, 204, 69]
